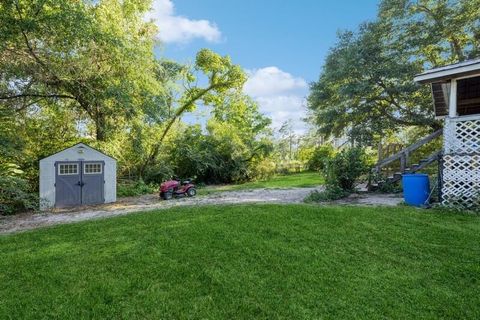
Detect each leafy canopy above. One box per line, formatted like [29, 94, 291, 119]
[308, 0, 480, 145]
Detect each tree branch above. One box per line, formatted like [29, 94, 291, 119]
[139, 83, 221, 176]
[0, 93, 76, 100]
[14, 2, 63, 83]
[159, 84, 216, 142]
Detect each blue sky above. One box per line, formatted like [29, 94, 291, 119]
[148, 0, 379, 133]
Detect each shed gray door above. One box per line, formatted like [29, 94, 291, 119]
[55, 162, 81, 207]
[81, 161, 104, 205]
[55, 161, 104, 207]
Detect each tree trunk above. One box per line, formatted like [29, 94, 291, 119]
[95, 112, 107, 141]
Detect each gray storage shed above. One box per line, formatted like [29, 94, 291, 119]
[39, 143, 116, 209]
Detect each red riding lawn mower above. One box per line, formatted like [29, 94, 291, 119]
[159, 177, 197, 200]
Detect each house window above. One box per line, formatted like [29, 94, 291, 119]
[457, 76, 480, 116]
[58, 163, 78, 175]
[84, 163, 102, 174]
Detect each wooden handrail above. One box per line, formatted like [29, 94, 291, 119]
[374, 129, 443, 172]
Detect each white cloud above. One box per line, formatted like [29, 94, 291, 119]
[146, 0, 221, 44]
[255, 96, 306, 131]
[244, 67, 308, 134]
[244, 67, 307, 97]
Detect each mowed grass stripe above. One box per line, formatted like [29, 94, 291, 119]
[0, 204, 479, 319]
[199, 171, 324, 195]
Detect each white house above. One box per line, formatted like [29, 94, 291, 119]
[415, 58, 480, 207]
[39, 143, 116, 209]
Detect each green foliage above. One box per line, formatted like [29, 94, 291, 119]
[403, 126, 443, 169]
[307, 145, 335, 171]
[0, 106, 39, 214]
[308, 22, 436, 145]
[275, 120, 298, 161]
[275, 160, 306, 174]
[1, 205, 479, 318]
[377, 180, 403, 194]
[379, 0, 480, 63]
[166, 121, 271, 185]
[142, 162, 175, 185]
[306, 147, 370, 202]
[270, 125, 328, 176]
[323, 147, 370, 192]
[166, 125, 218, 183]
[308, 0, 480, 145]
[247, 159, 276, 181]
[162, 93, 272, 185]
[200, 171, 324, 195]
[296, 146, 315, 163]
[117, 180, 157, 198]
[0, 175, 38, 215]
[304, 186, 349, 202]
[138, 49, 251, 176]
[1, 0, 161, 141]
[0, 0, 275, 213]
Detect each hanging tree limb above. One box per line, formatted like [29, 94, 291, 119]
[0, 93, 76, 100]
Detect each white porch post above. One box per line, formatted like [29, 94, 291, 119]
[445, 79, 458, 154]
[449, 79, 457, 117]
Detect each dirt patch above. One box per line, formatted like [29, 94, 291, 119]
[0, 187, 403, 235]
[331, 193, 404, 206]
[0, 187, 320, 234]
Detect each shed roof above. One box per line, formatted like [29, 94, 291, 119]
[414, 58, 480, 84]
[40, 143, 116, 162]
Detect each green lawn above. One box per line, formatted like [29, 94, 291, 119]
[1, 205, 479, 319]
[199, 171, 324, 195]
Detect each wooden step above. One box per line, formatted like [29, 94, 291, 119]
[373, 129, 442, 171]
[370, 149, 442, 191]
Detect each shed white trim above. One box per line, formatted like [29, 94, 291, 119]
[41, 143, 116, 162]
[39, 143, 116, 210]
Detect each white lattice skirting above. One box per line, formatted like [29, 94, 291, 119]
[444, 117, 480, 154]
[442, 154, 480, 207]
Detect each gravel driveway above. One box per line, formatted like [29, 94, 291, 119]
[0, 187, 403, 234]
[0, 187, 321, 234]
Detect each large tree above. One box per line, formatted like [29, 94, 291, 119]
[0, 0, 161, 141]
[308, 0, 480, 145]
[139, 49, 247, 176]
[166, 93, 272, 184]
[379, 0, 480, 65]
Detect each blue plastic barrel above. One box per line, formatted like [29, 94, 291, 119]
[402, 174, 430, 206]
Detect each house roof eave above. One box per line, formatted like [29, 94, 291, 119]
[414, 58, 480, 84]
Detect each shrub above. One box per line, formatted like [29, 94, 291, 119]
[117, 180, 157, 197]
[305, 147, 370, 203]
[304, 186, 350, 202]
[276, 160, 305, 174]
[307, 145, 334, 171]
[249, 159, 276, 181]
[324, 147, 369, 191]
[0, 175, 38, 215]
[144, 163, 175, 185]
[377, 180, 402, 194]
